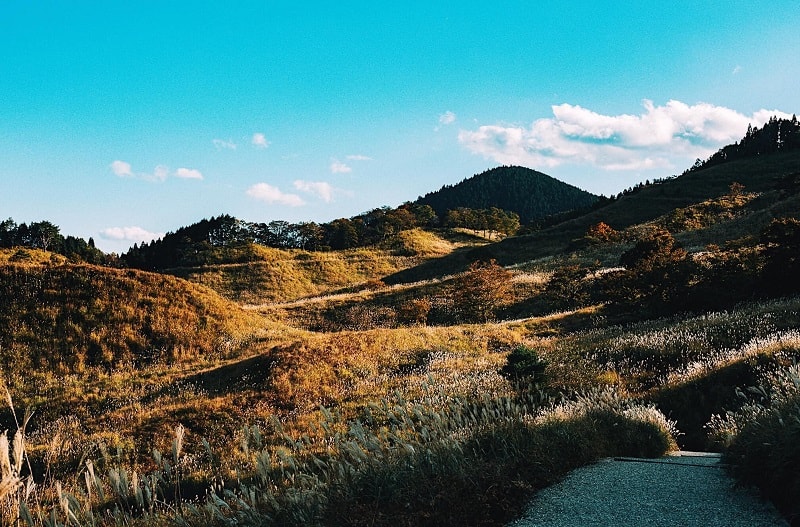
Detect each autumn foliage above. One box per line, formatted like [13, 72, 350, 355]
[452, 259, 513, 322]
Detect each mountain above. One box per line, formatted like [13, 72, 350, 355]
[415, 165, 600, 224]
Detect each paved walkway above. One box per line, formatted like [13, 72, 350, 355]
[509, 452, 787, 526]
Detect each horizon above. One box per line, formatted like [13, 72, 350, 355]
[1, 1, 798, 253]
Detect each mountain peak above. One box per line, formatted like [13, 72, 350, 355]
[415, 165, 598, 224]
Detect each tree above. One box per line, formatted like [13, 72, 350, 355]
[620, 228, 686, 272]
[452, 259, 513, 322]
[0, 218, 17, 247]
[294, 222, 323, 250]
[26, 221, 62, 251]
[586, 222, 618, 243]
[409, 203, 438, 227]
[267, 220, 294, 248]
[324, 218, 359, 250]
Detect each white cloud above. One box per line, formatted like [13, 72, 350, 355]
[100, 226, 165, 243]
[346, 154, 373, 161]
[109, 161, 205, 182]
[293, 180, 335, 202]
[246, 183, 304, 207]
[175, 167, 204, 180]
[151, 165, 169, 181]
[110, 160, 133, 177]
[459, 100, 792, 171]
[252, 133, 270, 149]
[213, 138, 237, 150]
[330, 158, 352, 173]
[732, 65, 742, 75]
[439, 111, 457, 125]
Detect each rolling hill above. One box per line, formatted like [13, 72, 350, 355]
[0, 250, 266, 372]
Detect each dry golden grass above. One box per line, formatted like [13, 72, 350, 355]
[167, 230, 486, 306]
[171, 247, 416, 305]
[386, 228, 456, 256]
[268, 323, 526, 412]
[0, 247, 67, 266]
[0, 259, 271, 374]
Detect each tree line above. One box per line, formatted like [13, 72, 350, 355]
[687, 115, 800, 174]
[0, 203, 521, 271]
[121, 204, 522, 270]
[0, 218, 106, 263]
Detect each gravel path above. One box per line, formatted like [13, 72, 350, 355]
[509, 452, 787, 526]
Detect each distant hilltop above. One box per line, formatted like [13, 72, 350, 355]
[415, 165, 599, 224]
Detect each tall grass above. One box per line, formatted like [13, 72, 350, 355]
[1, 385, 675, 527]
[707, 364, 800, 523]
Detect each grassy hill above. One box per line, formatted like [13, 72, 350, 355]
[416, 165, 599, 224]
[0, 250, 266, 373]
[164, 228, 488, 304]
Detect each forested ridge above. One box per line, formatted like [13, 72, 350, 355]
[688, 115, 800, 172]
[415, 165, 600, 224]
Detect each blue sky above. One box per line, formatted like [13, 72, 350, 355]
[1, 1, 798, 253]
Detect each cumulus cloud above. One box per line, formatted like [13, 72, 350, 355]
[346, 154, 373, 161]
[246, 183, 304, 207]
[252, 133, 270, 149]
[459, 100, 791, 171]
[330, 158, 352, 174]
[439, 111, 457, 125]
[293, 180, 335, 202]
[175, 167, 204, 180]
[213, 138, 237, 150]
[100, 226, 165, 243]
[110, 160, 133, 177]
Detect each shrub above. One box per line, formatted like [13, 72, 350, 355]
[586, 221, 618, 243]
[500, 345, 548, 385]
[397, 298, 431, 326]
[761, 216, 800, 295]
[542, 264, 594, 311]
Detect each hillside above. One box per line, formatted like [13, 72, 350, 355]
[415, 165, 600, 224]
[158, 229, 488, 305]
[386, 149, 800, 284]
[0, 250, 266, 372]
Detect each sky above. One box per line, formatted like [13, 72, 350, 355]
[1, 1, 798, 253]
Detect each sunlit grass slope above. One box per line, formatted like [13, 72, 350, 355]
[166, 229, 480, 305]
[0, 249, 265, 373]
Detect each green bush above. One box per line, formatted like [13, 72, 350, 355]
[500, 345, 549, 384]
